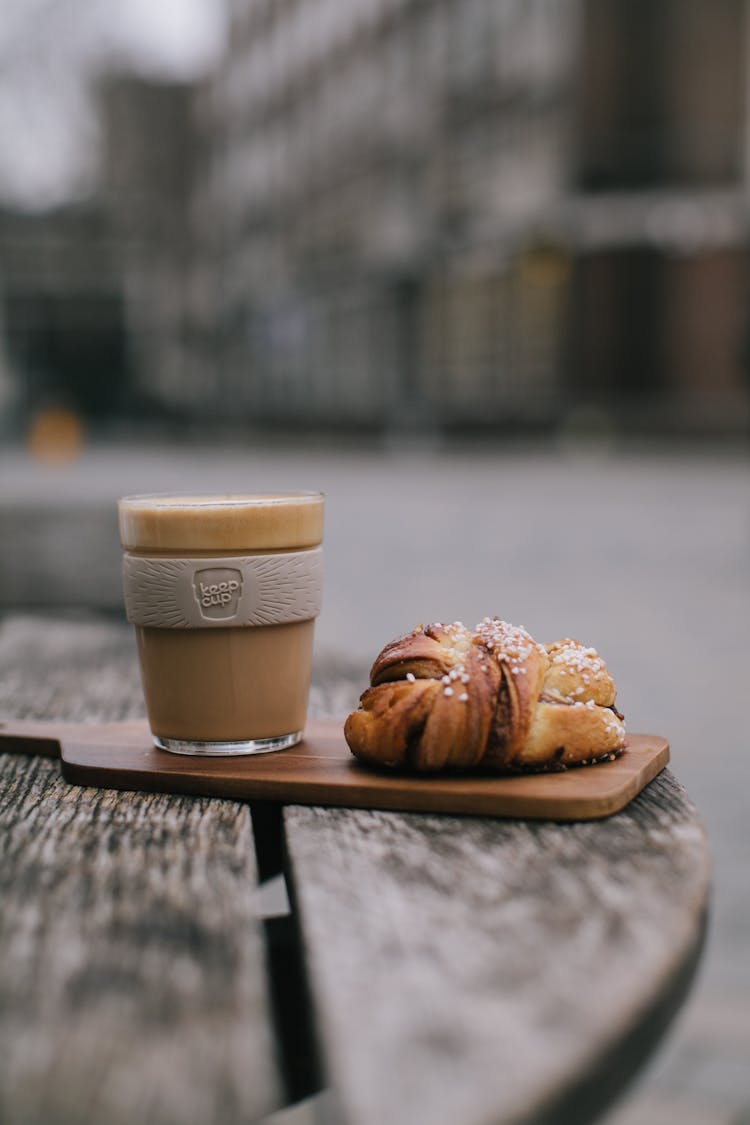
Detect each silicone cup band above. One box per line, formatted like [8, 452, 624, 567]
[122, 548, 322, 628]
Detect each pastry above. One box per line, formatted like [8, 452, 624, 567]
[344, 618, 626, 773]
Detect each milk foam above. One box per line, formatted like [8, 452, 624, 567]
[119, 492, 324, 552]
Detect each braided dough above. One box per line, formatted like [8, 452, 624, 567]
[344, 618, 626, 773]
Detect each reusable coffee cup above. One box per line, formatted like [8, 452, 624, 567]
[118, 492, 324, 755]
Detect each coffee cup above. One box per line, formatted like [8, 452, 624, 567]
[118, 492, 323, 755]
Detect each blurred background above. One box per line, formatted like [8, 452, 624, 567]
[0, 2, 749, 1124]
[2, 0, 750, 440]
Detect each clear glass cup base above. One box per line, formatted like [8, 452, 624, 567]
[153, 731, 303, 756]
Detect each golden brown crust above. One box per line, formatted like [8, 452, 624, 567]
[344, 679, 439, 769]
[417, 644, 499, 771]
[370, 624, 467, 686]
[522, 700, 624, 767]
[349, 624, 499, 772]
[344, 618, 626, 774]
[473, 619, 548, 768]
[543, 638, 616, 707]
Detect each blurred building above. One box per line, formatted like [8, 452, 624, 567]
[195, 0, 750, 434]
[1, 0, 750, 435]
[568, 0, 750, 432]
[99, 74, 205, 417]
[0, 204, 129, 425]
[0, 75, 201, 431]
[204, 0, 580, 429]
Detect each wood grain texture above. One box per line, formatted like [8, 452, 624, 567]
[284, 775, 710, 1125]
[0, 720, 670, 822]
[0, 615, 146, 724]
[0, 617, 711, 1125]
[0, 617, 282, 1125]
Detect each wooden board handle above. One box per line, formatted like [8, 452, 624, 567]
[0, 719, 71, 758]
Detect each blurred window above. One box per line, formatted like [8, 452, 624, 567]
[579, 0, 745, 189]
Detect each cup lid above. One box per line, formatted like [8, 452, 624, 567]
[118, 492, 324, 552]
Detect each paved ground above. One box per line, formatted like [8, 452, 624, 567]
[1, 438, 749, 1123]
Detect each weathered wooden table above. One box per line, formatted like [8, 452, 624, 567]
[0, 618, 710, 1125]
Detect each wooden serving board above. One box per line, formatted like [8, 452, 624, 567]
[0, 718, 668, 820]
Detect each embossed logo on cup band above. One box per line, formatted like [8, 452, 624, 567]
[123, 549, 322, 628]
[193, 568, 243, 620]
